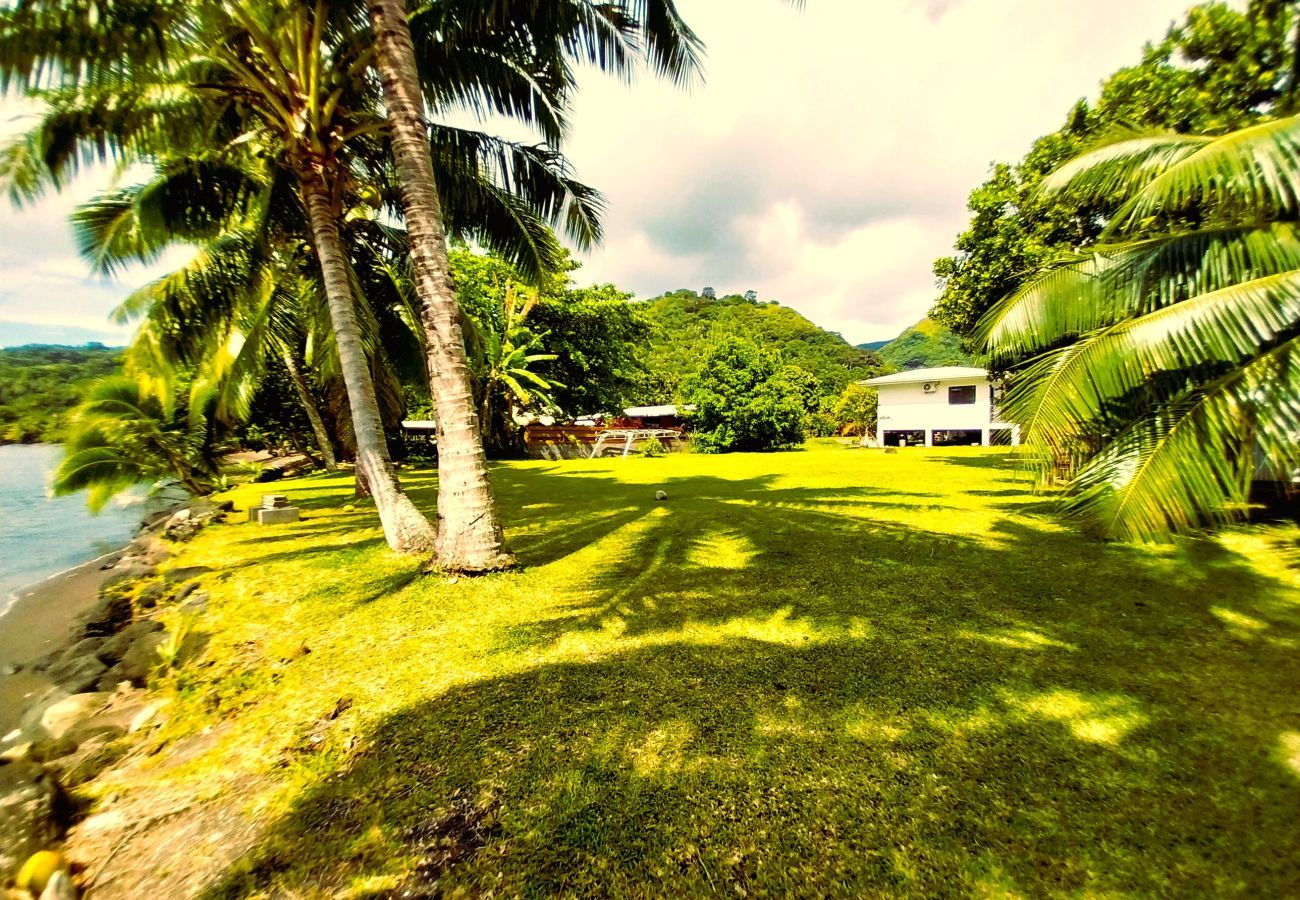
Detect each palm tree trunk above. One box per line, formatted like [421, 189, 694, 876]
[279, 344, 338, 471]
[300, 166, 435, 554]
[368, 0, 513, 572]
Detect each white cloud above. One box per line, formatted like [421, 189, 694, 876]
[0, 0, 1202, 346]
[564, 0, 1199, 342]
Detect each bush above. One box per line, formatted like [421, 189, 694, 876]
[680, 339, 807, 453]
[640, 436, 666, 457]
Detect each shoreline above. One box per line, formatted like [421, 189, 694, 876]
[0, 554, 121, 735]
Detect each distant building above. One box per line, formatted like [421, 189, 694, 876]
[861, 366, 1019, 447]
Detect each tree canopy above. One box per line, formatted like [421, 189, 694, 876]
[0, 344, 122, 444]
[932, 0, 1300, 344]
[636, 289, 883, 403]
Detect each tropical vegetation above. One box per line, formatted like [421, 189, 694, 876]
[0, 344, 120, 444]
[681, 338, 810, 453]
[980, 115, 1300, 541]
[933, 0, 1300, 344]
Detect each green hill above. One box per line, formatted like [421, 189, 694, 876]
[863, 318, 974, 371]
[0, 344, 122, 444]
[635, 291, 883, 401]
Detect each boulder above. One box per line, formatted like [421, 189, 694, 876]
[136, 581, 168, 609]
[115, 632, 168, 686]
[78, 590, 133, 638]
[0, 761, 63, 880]
[101, 563, 156, 590]
[27, 736, 79, 764]
[39, 869, 77, 900]
[96, 620, 164, 667]
[39, 693, 111, 742]
[128, 534, 172, 566]
[46, 734, 125, 788]
[56, 638, 104, 664]
[179, 591, 209, 615]
[45, 654, 107, 694]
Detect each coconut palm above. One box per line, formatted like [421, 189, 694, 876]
[365, 0, 703, 570]
[978, 116, 1300, 541]
[0, 0, 602, 554]
[54, 376, 220, 511]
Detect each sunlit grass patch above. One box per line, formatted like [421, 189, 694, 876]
[78, 444, 1300, 898]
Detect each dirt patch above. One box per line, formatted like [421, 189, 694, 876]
[389, 790, 502, 899]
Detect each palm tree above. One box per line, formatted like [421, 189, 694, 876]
[978, 116, 1300, 540]
[54, 376, 219, 511]
[365, 0, 703, 570]
[0, 0, 602, 554]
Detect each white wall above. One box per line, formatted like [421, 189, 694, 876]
[875, 379, 1013, 434]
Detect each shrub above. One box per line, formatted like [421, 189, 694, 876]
[640, 436, 666, 457]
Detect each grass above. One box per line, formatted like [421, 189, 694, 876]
[91, 442, 1300, 897]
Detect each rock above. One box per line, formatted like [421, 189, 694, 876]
[128, 534, 172, 566]
[57, 638, 104, 665]
[129, 700, 168, 734]
[45, 654, 107, 694]
[0, 742, 32, 763]
[136, 581, 167, 609]
[94, 668, 131, 693]
[101, 563, 156, 590]
[0, 761, 62, 880]
[27, 736, 79, 764]
[164, 565, 213, 584]
[39, 869, 76, 900]
[179, 591, 209, 615]
[115, 632, 168, 686]
[78, 590, 133, 638]
[15, 850, 67, 896]
[46, 735, 125, 788]
[96, 620, 164, 667]
[39, 693, 110, 742]
[655, 490, 669, 501]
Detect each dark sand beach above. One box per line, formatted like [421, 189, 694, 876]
[0, 557, 115, 734]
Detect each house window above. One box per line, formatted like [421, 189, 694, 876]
[948, 385, 976, 405]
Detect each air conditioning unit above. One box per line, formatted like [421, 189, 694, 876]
[922, 382, 938, 394]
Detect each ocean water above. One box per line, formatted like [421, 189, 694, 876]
[0, 444, 145, 614]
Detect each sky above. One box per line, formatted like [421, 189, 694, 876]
[0, 0, 1200, 349]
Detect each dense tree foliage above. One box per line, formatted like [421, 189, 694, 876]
[933, 0, 1300, 343]
[636, 290, 883, 404]
[832, 384, 879, 438]
[447, 249, 652, 440]
[681, 338, 808, 453]
[0, 344, 121, 444]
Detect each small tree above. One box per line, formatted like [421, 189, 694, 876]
[833, 384, 879, 437]
[681, 339, 806, 453]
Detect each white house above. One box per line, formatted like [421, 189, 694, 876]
[861, 366, 1020, 447]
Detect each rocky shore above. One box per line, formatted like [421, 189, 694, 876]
[0, 498, 231, 899]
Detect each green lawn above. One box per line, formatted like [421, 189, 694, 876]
[97, 443, 1300, 897]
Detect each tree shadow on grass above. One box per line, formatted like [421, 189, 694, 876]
[193, 472, 1300, 898]
[199, 624, 1300, 898]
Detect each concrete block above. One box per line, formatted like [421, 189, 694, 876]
[257, 506, 301, 525]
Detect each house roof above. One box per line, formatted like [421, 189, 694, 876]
[861, 366, 989, 387]
[623, 404, 681, 417]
